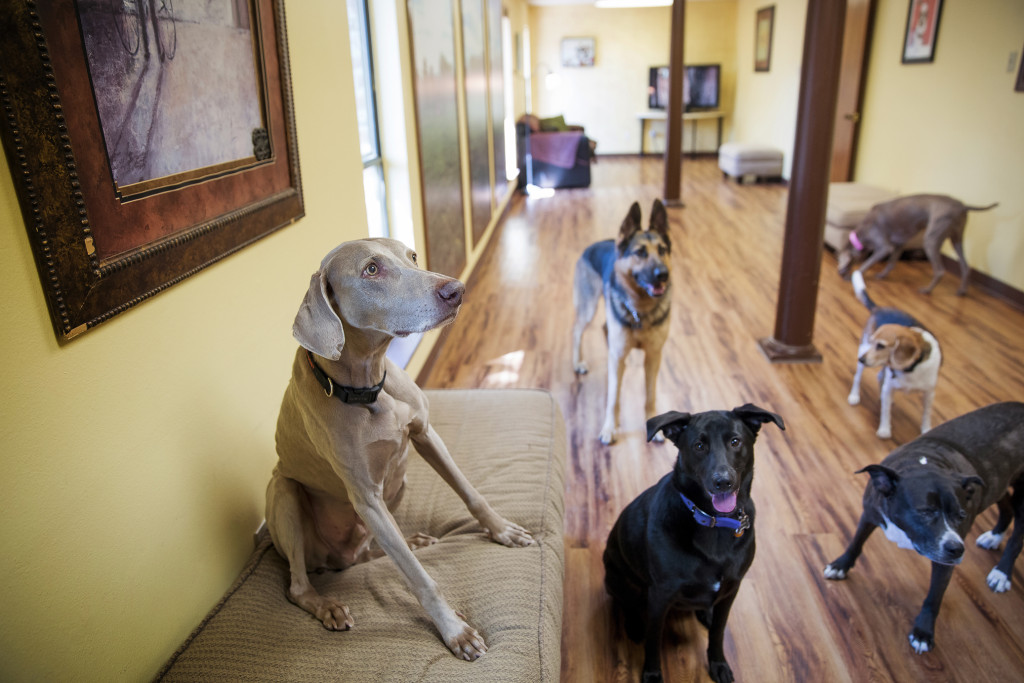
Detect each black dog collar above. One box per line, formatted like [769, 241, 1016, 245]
[678, 491, 750, 537]
[305, 350, 386, 405]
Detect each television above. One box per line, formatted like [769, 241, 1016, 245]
[648, 64, 721, 111]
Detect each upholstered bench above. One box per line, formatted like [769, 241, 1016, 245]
[156, 389, 567, 683]
[718, 142, 784, 182]
[823, 182, 921, 252]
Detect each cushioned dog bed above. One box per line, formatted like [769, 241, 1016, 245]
[156, 389, 567, 682]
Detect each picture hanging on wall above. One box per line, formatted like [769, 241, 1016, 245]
[0, 0, 303, 343]
[754, 6, 774, 72]
[561, 37, 595, 68]
[1016, 45, 1024, 92]
[902, 0, 943, 64]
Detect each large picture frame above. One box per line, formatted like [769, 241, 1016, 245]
[901, 0, 943, 64]
[754, 6, 774, 73]
[0, 0, 303, 343]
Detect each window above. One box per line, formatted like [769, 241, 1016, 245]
[347, 0, 389, 238]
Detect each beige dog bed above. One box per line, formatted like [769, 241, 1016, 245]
[156, 389, 567, 682]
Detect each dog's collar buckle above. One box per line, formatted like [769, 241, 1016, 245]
[305, 350, 386, 405]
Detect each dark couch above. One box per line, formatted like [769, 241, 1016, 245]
[516, 115, 594, 190]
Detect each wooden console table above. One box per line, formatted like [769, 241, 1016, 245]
[637, 109, 725, 156]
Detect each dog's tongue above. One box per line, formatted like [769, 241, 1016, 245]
[712, 492, 737, 514]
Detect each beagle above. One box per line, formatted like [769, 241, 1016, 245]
[847, 271, 942, 439]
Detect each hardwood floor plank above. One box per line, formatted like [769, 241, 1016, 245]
[420, 157, 1024, 681]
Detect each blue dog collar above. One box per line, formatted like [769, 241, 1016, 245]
[678, 492, 750, 537]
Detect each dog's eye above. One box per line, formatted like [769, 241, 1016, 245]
[875, 342, 885, 350]
[694, 441, 705, 452]
[363, 262, 379, 277]
[729, 437, 741, 448]
[634, 247, 647, 258]
[657, 245, 667, 256]
[917, 507, 938, 520]
[957, 509, 967, 521]
[410, 252, 418, 265]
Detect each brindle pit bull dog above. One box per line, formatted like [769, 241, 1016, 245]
[266, 238, 533, 661]
[825, 402, 1024, 654]
[836, 194, 997, 295]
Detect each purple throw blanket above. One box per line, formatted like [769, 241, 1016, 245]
[529, 132, 585, 169]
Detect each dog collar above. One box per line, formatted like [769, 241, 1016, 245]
[305, 350, 386, 404]
[678, 491, 750, 537]
[848, 231, 864, 251]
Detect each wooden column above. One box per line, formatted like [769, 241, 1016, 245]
[759, 0, 847, 363]
[662, 0, 685, 206]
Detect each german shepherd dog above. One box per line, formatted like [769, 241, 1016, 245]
[572, 200, 672, 445]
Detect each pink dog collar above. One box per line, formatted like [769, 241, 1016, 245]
[848, 231, 864, 251]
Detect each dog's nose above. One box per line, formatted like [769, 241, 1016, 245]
[437, 280, 465, 307]
[942, 539, 964, 559]
[711, 473, 733, 492]
[653, 267, 669, 283]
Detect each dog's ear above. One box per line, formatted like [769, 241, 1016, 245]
[857, 464, 900, 497]
[292, 269, 345, 360]
[732, 404, 785, 435]
[617, 202, 643, 254]
[648, 199, 670, 252]
[889, 331, 921, 371]
[961, 475, 985, 501]
[646, 410, 691, 444]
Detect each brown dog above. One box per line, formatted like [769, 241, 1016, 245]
[572, 200, 672, 445]
[266, 238, 533, 661]
[837, 194, 997, 295]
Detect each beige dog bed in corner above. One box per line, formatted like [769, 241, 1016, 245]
[156, 389, 567, 682]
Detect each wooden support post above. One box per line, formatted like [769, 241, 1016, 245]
[759, 0, 847, 363]
[662, 0, 685, 206]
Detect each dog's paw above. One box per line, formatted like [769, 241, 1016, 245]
[847, 392, 860, 406]
[599, 426, 617, 445]
[407, 532, 439, 550]
[487, 519, 534, 547]
[908, 629, 933, 654]
[708, 661, 735, 683]
[823, 563, 849, 580]
[641, 671, 663, 683]
[444, 615, 487, 661]
[876, 426, 892, 439]
[976, 530, 1003, 550]
[316, 598, 354, 631]
[987, 568, 1012, 593]
[574, 362, 589, 375]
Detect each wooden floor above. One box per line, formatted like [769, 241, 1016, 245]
[419, 157, 1024, 682]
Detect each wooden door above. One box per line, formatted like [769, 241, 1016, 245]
[830, 0, 874, 182]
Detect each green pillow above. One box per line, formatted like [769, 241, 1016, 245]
[538, 115, 570, 132]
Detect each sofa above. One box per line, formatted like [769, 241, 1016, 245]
[516, 114, 594, 189]
[156, 389, 567, 682]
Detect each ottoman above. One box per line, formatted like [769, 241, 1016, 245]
[824, 182, 924, 252]
[718, 142, 784, 182]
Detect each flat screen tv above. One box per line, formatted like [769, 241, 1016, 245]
[648, 64, 720, 111]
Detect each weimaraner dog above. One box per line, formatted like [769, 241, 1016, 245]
[266, 238, 533, 661]
[837, 194, 997, 295]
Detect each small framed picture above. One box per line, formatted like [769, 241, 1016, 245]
[754, 6, 774, 73]
[561, 37, 595, 68]
[902, 0, 944, 64]
[1016, 45, 1024, 93]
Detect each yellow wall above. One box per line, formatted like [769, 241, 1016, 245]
[1, 2, 363, 680]
[730, 0, 807, 178]
[855, 0, 1024, 291]
[528, 1, 738, 155]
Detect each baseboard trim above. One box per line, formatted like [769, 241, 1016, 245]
[943, 255, 1024, 312]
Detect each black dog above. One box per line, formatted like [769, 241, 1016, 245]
[825, 401, 1024, 654]
[604, 405, 785, 683]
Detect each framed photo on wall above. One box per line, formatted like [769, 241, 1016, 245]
[0, 0, 303, 343]
[902, 0, 944, 64]
[561, 37, 595, 68]
[754, 6, 774, 72]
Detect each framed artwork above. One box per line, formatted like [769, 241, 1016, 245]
[1016, 45, 1024, 93]
[902, 0, 943, 64]
[755, 6, 774, 73]
[561, 37, 595, 68]
[0, 0, 303, 342]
